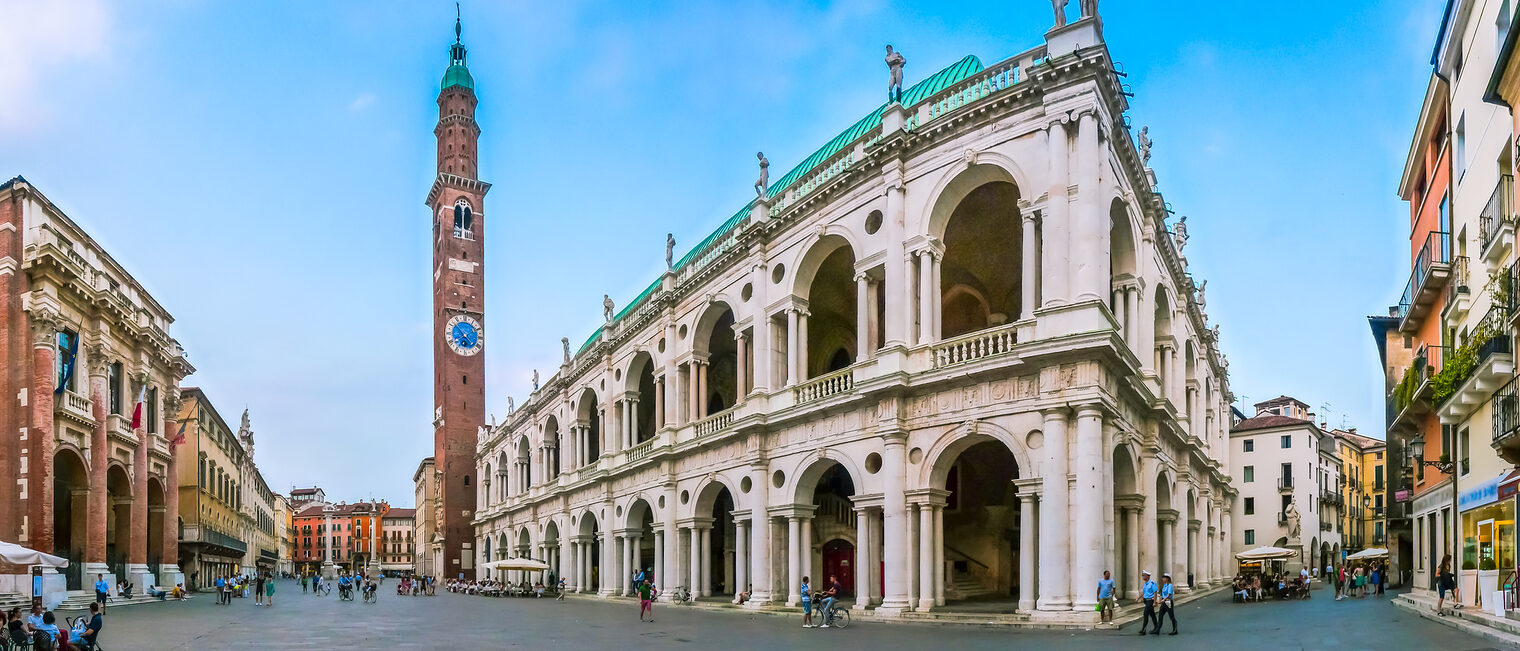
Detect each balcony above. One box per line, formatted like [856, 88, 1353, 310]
[1450, 256, 1474, 319]
[1277, 478, 1294, 493]
[1321, 521, 1333, 531]
[54, 389, 94, 426]
[182, 526, 248, 556]
[1481, 174, 1516, 265]
[1436, 305, 1514, 423]
[1278, 513, 1289, 525]
[1389, 343, 1445, 435]
[1322, 490, 1343, 507]
[1397, 230, 1452, 333]
[1494, 378, 1520, 464]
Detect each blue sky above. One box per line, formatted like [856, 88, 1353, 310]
[1, 0, 1441, 505]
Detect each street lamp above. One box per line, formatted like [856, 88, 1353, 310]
[1408, 437, 1455, 474]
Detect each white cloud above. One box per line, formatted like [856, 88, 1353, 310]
[0, 0, 112, 134]
[349, 93, 377, 112]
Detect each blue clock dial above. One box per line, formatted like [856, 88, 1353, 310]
[451, 321, 478, 348]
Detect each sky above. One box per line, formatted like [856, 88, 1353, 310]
[1, 0, 1443, 505]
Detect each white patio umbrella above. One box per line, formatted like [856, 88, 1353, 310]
[491, 558, 550, 571]
[0, 541, 67, 568]
[1234, 546, 1299, 561]
[1345, 548, 1389, 560]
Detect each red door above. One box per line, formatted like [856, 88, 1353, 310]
[822, 539, 855, 597]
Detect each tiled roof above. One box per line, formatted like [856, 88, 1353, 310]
[384, 508, 416, 519]
[1232, 414, 1313, 433]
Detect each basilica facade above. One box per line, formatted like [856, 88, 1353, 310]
[469, 15, 1233, 622]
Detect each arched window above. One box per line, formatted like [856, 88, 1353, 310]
[453, 201, 474, 239]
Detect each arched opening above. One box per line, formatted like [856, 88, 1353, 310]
[1185, 489, 1198, 587]
[577, 389, 602, 464]
[579, 512, 601, 593]
[940, 181, 1023, 338]
[1113, 444, 1140, 598]
[107, 463, 133, 580]
[692, 482, 738, 597]
[803, 243, 858, 378]
[494, 451, 509, 500]
[147, 478, 166, 578]
[481, 462, 493, 506]
[515, 437, 532, 493]
[543, 521, 562, 583]
[626, 499, 656, 586]
[938, 440, 1021, 604]
[544, 416, 561, 479]
[626, 353, 657, 442]
[1155, 472, 1174, 581]
[1154, 287, 1174, 396]
[53, 449, 89, 590]
[799, 461, 858, 599]
[695, 304, 739, 416]
[495, 532, 508, 561]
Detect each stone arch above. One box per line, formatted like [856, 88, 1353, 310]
[624, 352, 657, 443]
[692, 301, 739, 415]
[920, 420, 1034, 489]
[1112, 441, 1140, 495]
[932, 164, 1027, 337]
[788, 453, 867, 506]
[52, 447, 89, 583]
[543, 415, 561, 478]
[923, 157, 1032, 241]
[1109, 196, 1139, 280]
[496, 531, 509, 560]
[575, 387, 602, 463]
[107, 462, 134, 577]
[690, 474, 743, 519]
[794, 234, 859, 377]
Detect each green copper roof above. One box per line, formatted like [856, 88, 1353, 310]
[442, 64, 474, 90]
[575, 55, 986, 358]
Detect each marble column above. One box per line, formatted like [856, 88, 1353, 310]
[855, 272, 872, 362]
[854, 507, 871, 608]
[1072, 405, 1103, 611]
[917, 249, 935, 345]
[696, 362, 709, 420]
[624, 534, 637, 596]
[749, 465, 774, 605]
[880, 434, 911, 612]
[653, 530, 665, 592]
[1042, 120, 1070, 307]
[699, 526, 713, 596]
[786, 309, 800, 386]
[1124, 286, 1138, 351]
[1124, 506, 1141, 599]
[1187, 523, 1199, 588]
[1021, 214, 1039, 318]
[86, 356, 108, 569]
[884, 166, 910, 348]
[1038, 409, 1070, 610]
[916, 504, 934, 611]
[1139, 454, 1158, 583]
[1018, 493, 1038, 611]
[655, 378, 666, 428]
[796, 311, 809, 381]
[1073, 109, 1102, 301]
[786, 517, 801, 605]
[686, 527, 700, 596]
[934, 503, 945, 606]
[733, 520, 749, 602]
[798, 518, 812, 597]
[735, 333, 749, 397]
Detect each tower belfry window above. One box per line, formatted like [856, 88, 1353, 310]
[453, 202, 473, 239]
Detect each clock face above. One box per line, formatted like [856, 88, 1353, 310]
[444, 314, 482, 356]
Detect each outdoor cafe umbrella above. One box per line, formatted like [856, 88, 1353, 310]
[490, 558, 550, 571]
[1345, 547, 1389, 560]
[0, 541, 67, 568]
[1234, 546, 1299, 561]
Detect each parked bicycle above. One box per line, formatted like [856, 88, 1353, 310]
[674, 586, 693, 603]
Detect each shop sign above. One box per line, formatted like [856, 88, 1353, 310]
[1395, 489, 1411, 502]
[1458, 474, 1504, 511]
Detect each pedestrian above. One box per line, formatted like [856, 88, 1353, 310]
[1137, 570, 1159, 635]
[255, 573, 265, 606]
[215, 575, 226, 605]
[265, 574, 275, 607]
[1158, 574, 1178, 636]
[94, 573, 110, 606]
[1333, 564, 1343, 600]
[302, 574, 308, 594]
[1370, 565, 1380, 598]
[1436, 554, 1460, 615]
[637, 578, 658, 622]
[1377, 561, 1387, 596]
[1096, 570, 1116, 623]
[800, 576, 814, 628]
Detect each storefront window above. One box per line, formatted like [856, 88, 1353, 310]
[1461, 500, 1516, 571]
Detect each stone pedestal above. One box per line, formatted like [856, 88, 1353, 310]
[83, 562, 114, 597]
[1045, 16, 1103, 57]
[157, 565, 184, 590]
[127, 564, 155, 594]
[322, 561, 337, 582]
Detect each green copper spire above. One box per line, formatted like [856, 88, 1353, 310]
[442, 3, 474, 91]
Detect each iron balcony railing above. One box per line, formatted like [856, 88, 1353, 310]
[1397, 230, 1452, 322]
[1453, 255, 1471, 294]
[1496, 378, 1520, 445]
[1481, 174, 1516, 254]
[1277, 477, 1293, 491]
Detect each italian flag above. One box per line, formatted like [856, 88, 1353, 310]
[130, 384, 147, 430]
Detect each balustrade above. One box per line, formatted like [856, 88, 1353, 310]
[930, 322, 1018, 369]
[793, 366, 855, 404]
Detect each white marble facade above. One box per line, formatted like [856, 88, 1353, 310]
[473, 19, 1234, 623]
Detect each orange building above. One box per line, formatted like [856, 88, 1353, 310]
[291, 499, 389, 575]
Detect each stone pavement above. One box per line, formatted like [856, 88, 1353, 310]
[92, 579, 1499, 649]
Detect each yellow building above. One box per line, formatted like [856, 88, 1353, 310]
[174, 388, 251, 587]
[1335, 429, 1388, 554]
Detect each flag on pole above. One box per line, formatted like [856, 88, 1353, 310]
[168, 421, 186, 449]
[53, 331, 78, 395]
[130, 383, 147, 430]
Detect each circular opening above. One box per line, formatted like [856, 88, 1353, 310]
[658, 338, 666, 353]
[599, 380, 605, 390]
[741, 283, 753, 302]
[865, 210, 883, 234]
[658, 496, 666, 509]
[771, 264, 785, 284]
[678, 324, 689, 339]
[680, 490, 690, 505]
[865, 452, 883, 474]
[772, 470, 786, 488]
[908, 447, 923, 465]
[740, 476, 752, 493]
[616, 505, 623, 517]
[614, 369, 622, 381]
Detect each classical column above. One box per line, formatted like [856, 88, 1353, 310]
[735, 333, 749, 397]
[749, 464, 773, 605]
[854, 506, 871, 608]
[653, 529, 664, 592]
[623, 534, 636, 596]
[917, 249, 935, 345]
[799, 516, 813, 595]
[654, 377, 666, 428]
[130, 415, 149, 570]
[930, 249, 943, 340]
[662, 487, 679, 594]
[1168, 347, 1180, 406]
[699, 525, 713, 596]
[29, 315, 58, 556]
[627, 397, 639, 446]
[1073, 109, 1102, 301]
[162, 422, 181, 584]
[786, 309, 800, 386]
[567, 541, 578, 591]
[796, 310, 809, 381]
[1171, 502, 1186, 587]
[688, 527, 701, 596]
[866, 277, 880, 353]
[1072, 405, 1104, 611]
[733, 520, 748, 602]
[1038, 409, 1070, 610]
[1018, 492, 1038, 611]
[687, 363, 699, 422]
[908, 503, 919, 609]
[786, 516, 801, 605]
[1124, 286, 1139, 351]
[867, 509, 883, 605]
[916, 504, 934, 611]
[880, 433, 911, 612]
[1139, 454, 1158, 586]
[855, 272, 871, 362]
[1157, 516, 1172, 585]
[696, 361, 709, 420]
[1124, 506, 1141, 600]
[884, 166, 910, 348]
[1021, 213, 1039, 318]
[933, 503, 945, 606]
[85, 350, 108, 569]
[1187, 522, 1199, 588]
[1042, 120, 1070, 307]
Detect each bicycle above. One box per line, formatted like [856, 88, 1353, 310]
[363, 587, 377, 604]
[674, 586, 693, 603]
[822, 602, 851, 629]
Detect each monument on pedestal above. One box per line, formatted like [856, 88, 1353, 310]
[321, 503, 338, 581]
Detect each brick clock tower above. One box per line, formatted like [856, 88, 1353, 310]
[426, 13, 487, 577]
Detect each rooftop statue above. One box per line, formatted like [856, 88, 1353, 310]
[532, 370, 539, 392]
[603, 294, 615, 323]
[1051, 0, 1068, 28]
[562, 337, 571, 365]
[1173, 215, 1189, 251]
[666, 233, 675, 270]
[1080, 0, 1099, 19]
[885, 45, 907, 103]
[753, 152, 769, 200]
[1138, 126, 1152, 164]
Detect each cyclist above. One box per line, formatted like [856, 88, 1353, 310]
[820, 574, 841, 628]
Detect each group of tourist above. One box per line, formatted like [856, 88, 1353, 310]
[448, 577, 555, 598]
[396, 575, 435, 596]
[1328, 560, 1388, 600]
[211, 571, 276, 606]
[1231, 571, 1310, 601]
[6, 602, 103, 650]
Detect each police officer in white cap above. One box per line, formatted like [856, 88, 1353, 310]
[1158, 573, 1178, 635]
[1138, 570, 1160, 635]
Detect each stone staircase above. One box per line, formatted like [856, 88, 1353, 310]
[943, 574, 999, 601]
[1393, 590, 1520, 647]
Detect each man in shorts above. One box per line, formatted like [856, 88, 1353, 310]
[1096, 570, 1116, 623]
[638, 578, 659, 622]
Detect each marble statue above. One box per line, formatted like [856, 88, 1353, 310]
[532, 370, 539, 391]
[1173, 215, 1189, 250]
[1138, 126, 1152, 164]
[561, 337, 571, 365]
[507, 397, 514, 414]
[1052, 0, 1068, 27]
[753, 152, 769, 200]
[1285, 500, 1301, 540]
[1196, 280, 1207, 310]
[885, 45, 907, 103]
[603, 294, 615, 323]
[1211, 324, 1221, 341]
[665, 233, 675, 269]
[1080, 0, 1098, 19]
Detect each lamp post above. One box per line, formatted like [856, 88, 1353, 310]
[1408, 437, 1455, 474]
